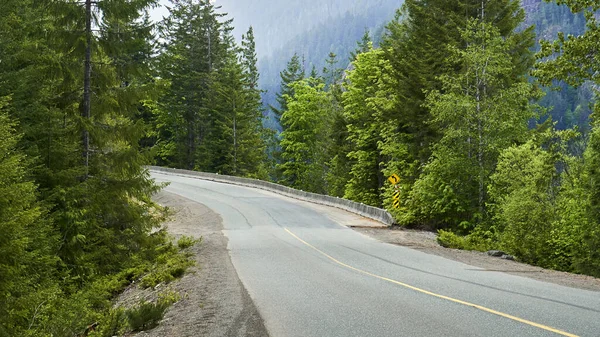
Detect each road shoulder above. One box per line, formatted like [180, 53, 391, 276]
[128, 190, 269, 337]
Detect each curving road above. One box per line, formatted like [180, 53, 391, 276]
[151, 171, 600, 337]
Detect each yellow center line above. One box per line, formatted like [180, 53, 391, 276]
[284, 228, 578, 337]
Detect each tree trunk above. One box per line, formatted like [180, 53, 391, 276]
[233, 101, 237, 175]
[82, 0, 92, 177]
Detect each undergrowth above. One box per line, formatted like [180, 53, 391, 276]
[437, 227, 496, 252]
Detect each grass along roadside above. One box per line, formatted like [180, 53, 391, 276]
[81, 234, 199, 337]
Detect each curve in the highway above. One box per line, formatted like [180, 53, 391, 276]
[152, 171, 600, 337]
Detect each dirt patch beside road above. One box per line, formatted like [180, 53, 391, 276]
[126, 191, 268, 337]
[353, 227, 600, 292]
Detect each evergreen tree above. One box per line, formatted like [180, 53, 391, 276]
[323, 54, 349, 197]
[534, 0, 600, 276]
[270, 53, 305, 127]
[378, 0, 535, 214]
[278, 78, 332, 192]
[343, 48, 388, 206]
[239, 26, 269, 178]
[157, 2, 266, 177]
[204, 25, 266, 176]
[157, 0, 228, 169]
[349, 29, 372, 61]
[0, 100, 57, 336]
[323, 52, 343, 89]
[410, 20, 540, 229]
[0, 0, 169, 333]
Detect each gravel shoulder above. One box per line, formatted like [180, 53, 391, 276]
[124, 190, 269, 337]
[353, 226, 600, 292]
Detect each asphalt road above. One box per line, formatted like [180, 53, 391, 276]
[151, 171, 600, 337]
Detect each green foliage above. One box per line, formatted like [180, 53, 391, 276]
[578, 112, 600, 276]
[342, 48, 387, 207]
[89, 308, 128, 337]
[140, 240, 195, 289]
[535, 0, 600, 88]
[271, 54, 305, 127]
[0, 99, 58, 337]
[377, 0, 535, 219]
[278, 78, 334, 193]
[409, 20, 539, 230]
[531, 0, 600, 276]
[125, 292, 180, 332]
[490, 140, 559, 264]
[437, 228, 495, 252]
[487, 128, 590, 272]
[177, 235, 200, 250]
[154, 1, 267, 176]
[0, 0, 202, 334]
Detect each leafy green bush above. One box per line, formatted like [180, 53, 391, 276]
[437, 228, 495, 252]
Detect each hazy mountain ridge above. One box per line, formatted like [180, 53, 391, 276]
[216, 0, 402, 57]
[216, 0, 593, 131]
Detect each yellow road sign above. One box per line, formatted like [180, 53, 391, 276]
[393, 199, 400, 209]
[388, 173, 400, 185]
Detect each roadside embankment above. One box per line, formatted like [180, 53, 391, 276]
[126, 191, 269, 337]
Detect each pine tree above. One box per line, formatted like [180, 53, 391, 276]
[270, 53, 305, 127]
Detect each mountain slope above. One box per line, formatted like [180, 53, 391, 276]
[216, 0, 594, 131]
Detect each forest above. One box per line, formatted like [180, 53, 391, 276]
[265, 0, 600, 279]
[0, 0, 261, 335]
[1, 0, 599, 335]
[215, 0, 595, 133]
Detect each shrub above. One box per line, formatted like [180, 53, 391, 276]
[437, 228, 495, 252]
[140, 252, 194, 288]
[125, 293, 180, 332]
[177, 235, 200, 250]
[89, 308, 128, 337]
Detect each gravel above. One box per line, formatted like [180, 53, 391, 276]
[123, 191, 269, 337]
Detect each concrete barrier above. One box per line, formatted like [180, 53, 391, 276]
[148, 166, 395, 226]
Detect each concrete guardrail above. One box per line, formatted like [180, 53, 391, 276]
[148, 166, 395, 226]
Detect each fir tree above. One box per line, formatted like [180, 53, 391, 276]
[379, 0, 535, 195]
[270, 53, 305, 127]
[349, 29, 372, 61]
[410, 21, 540, 229]
[278, 78, 332, 192]
[534, 0, 600, 276]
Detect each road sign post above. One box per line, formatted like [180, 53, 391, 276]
[389, 174, 401, 209]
